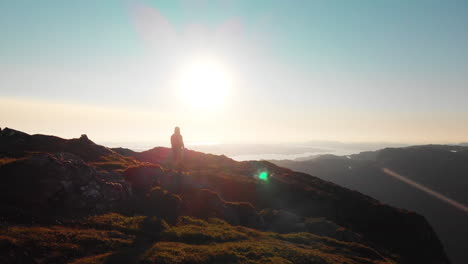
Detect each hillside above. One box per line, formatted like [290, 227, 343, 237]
[272, 145, 468, 264]
[0, 128, 449, 264]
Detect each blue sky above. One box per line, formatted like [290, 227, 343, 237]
[1, 0, 468, 144]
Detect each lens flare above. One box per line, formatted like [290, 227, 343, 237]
[259, 171, 269, 181]
[382, 168, 468, 213]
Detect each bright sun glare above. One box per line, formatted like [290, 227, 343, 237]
[177, 57, 232, 109]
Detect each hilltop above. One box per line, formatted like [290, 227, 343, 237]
[0, 128, 449, 264]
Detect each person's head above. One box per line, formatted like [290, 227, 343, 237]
[174, 126, 180, 134]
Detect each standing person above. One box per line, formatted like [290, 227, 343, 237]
[171, 126, 185, 167]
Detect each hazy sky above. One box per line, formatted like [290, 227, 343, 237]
[1, 0, 468, 145]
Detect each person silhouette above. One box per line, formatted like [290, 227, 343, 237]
[171, 126, 185, 167]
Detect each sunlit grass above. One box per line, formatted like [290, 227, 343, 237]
[143, 216, 392, 264]
[91, 153, 140, 172]
[68, 252, 114, 264]
[0, 214, 393, 264]
[84, 213, 169, 235]
[0, 225, 133, 263]
[85, 213, 147, 232]
[161, 216, 249, 244]
[0, 157, 25, 165]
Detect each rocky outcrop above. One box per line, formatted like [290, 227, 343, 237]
[304, 217, 363, 243]
[260, 209, 362, 242]
[183, 189, 264, 229]
[0, 153, 131, 219]
[260, 209, 305, 233]
[123, 164, 165, 192]
[141, 187, 182, 223]
[0, 128, 116, 162]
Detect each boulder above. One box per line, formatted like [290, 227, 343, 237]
[123, 164, 165, 193]
[141, 187, 182, 223]
[260, 209, 305, 233]
[224, 200, 264, 228]
[183, 189, 264, 228]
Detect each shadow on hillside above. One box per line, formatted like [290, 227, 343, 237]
[102, 217, 162, 264]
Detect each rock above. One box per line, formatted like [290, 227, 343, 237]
[141, 187, 182, 223]
[123, 164, 165, 193]
[260, 209, 305, 233]
[305, 217, 363, 242]
[0, 127, 29, 137]
[0, 153, 131, 218]
[183, 189, 264, 228]
[224, 200, 264, 228]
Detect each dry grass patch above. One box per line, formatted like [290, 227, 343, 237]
[141, 216, 394, 264]
[161, 217, 249, 244]
[0, 225, 133, 263]
[0, 157, 24, 166]
[69, 252, 114, 264]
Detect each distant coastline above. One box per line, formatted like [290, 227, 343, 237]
[100, 141, 407, 161]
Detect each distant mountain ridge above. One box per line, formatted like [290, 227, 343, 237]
[0, 128, 450, 264]
[272, 144, 468, 264]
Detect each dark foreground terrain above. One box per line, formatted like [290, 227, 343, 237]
[0, 128, 449, 264]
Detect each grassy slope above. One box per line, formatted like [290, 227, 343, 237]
[0, 214, 393, 264]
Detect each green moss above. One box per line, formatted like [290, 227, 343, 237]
[177, 216, 209, 226]
[0, 215, 393, 264]
[0, 226, 133, 263]
[86, 213, 146, 232]
[85, 213, 169, 238]
[141, 216, 393, 264]
[162, 217, 248, 244]
[91, 153, 139, 171]
[142, 241, 328, 264]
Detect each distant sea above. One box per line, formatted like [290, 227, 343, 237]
[228, 149, 360, 161]
[101, 141, 390, 162]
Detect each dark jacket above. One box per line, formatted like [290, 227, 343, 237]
[171, 133, 184, 150]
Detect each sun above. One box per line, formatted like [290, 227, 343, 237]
[177, 57, 232, 109]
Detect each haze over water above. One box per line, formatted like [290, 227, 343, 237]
[102, 141, 408, 161]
